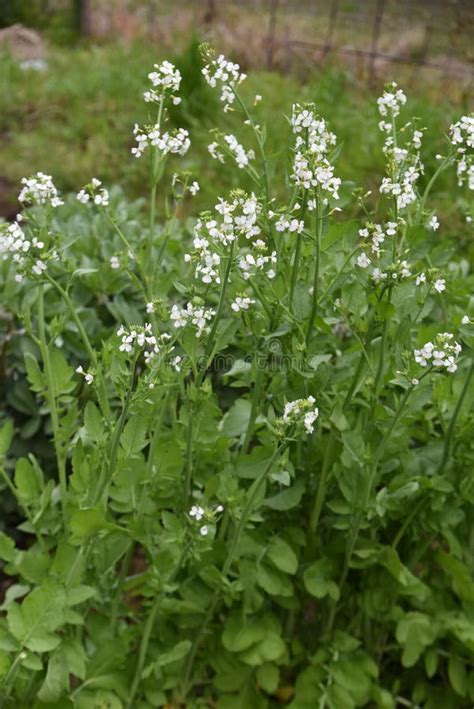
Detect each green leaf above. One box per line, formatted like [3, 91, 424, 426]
[49, 348, 75, 395]
[15, 457, 40, 503]
[67, 585, 96, 606]
[267, 537, 298, 575]
[257, 565, 293, 597]
[256, 663, 279, 693]
[62, 637, 87, 680]
[155, 640, 192, 666]
[448, 655, 467, 696]
[70, 508, 109, 541]
[84, 402, 106, 444]
[24, 353, 44, 393]
[304, 559, 340, 601]
[396, 613, 438, 667]
[121, 417, 148, 456]
[0, 419, 14, 456]
[221, 399, 252, 438]
[7, 581, 66, 652]
[264, 479, 305, 511]
[37, 649, 69, 703]
[0, 532, 15, 562]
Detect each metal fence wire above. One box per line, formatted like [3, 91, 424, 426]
[86, 0, 473, 83]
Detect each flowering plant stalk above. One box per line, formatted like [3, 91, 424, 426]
[0, 50, 473, 709]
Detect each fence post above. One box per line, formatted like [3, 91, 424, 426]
[323, 0, 339, 58]
[368, 0, 385, 85]
[267, 0, 279, 70]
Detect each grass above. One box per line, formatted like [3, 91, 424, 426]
[0, 38, 470, 233]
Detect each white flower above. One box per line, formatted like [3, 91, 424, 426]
[282, 395, 319, 434]
[202, 52, 246, 112]
[117, 323, 162, 362]
[144, 60, 182, 104]
[434, 278, 446, 293]
[110, 256, 120, 270]
[170, 302, 215, 337]
[356, 252, 370, 268]
[231, 296, 255, 312]
[428, 215, 439, 231]
[189, 181, 200, 195]
[224, 134, 254, 169]
[146, 301, 155, 314]
[132, 125, 190, 159]
[200, 525, 209, 536]
[461, 315, 470, 324]
[18, 172, 63, 208]
[449, 115, 474, 189]
[416, 272, 426, 286]
[189, 505, 204, 521]
[377, 83, 407, 118]
[77, 189, 90, 204]
[414, 333, 461, 373]
[76, 365, 94, 385]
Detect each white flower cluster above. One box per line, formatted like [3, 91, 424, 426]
[117, 323, 169, 364]
[0, 220, 56, 280]
[290, 104, 340, 200]
[144, 60, 182, 105]
[231, 295, 255, 312]
[170, 302, 215, 338]
[380, 162, 422, 211]
[185, 193, 275, 284]
[377, 87, 424, 211]
[77, 177, 110, 206]
[414, 333, 461, 373]
[189, 502, 224, 537]
[131, 124, 190, 159]
[202, 52, 246, 112]
[357, 221, 397, 260]
[377, 83, 407, 119]
[449, 114, 474, 190]
[18, 172, 63, 208]
[274, 215, 305, 235]
[282, 395, 319, 434]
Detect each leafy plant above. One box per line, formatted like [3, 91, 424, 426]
[0, 45, 473, 708]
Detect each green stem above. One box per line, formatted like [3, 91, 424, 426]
[372, 285, 393, 400]
[241, 354, 264, 454]
[180, 441, 288, 697]
[38, 284, 67, 524]
[438, 358, 474, 473]
[42, 272, 111, 422]
[183, 403, 194, 511]
[306, 192, 323, 345]
[327, 377, 424, 633]
[126, 547, 188, 709]
[309, 429, 335, 534]
[197, 240, 235, 387]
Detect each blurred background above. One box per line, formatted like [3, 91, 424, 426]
[0, 0, 472, 219]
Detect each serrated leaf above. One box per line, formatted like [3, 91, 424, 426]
[24, 353, 44, 393]
[7, 581, 66, 652]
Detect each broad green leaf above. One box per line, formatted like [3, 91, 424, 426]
[0, 532, 15, 562]
[70, 508, 109, 541]
[396, 613, 438, 667]
[257, 565, 293, 597]
[256, 663, 279, 693]
[121, 417, 148, 456]
[267, 537, 298, 575]
[304, 559, 340, 601]
[15, 457, 40, 503]
[448, 655, 467, 696]
[264, 480, 305, 511]
[155, 640, 192, 666]
[24, 353, 44, 393]
[221, 399, 252, 438]
[37, 649, 69, 703]
[84, 402, 106, 444]
[7, 582, 66, 652]
[0, 419, 14, 456]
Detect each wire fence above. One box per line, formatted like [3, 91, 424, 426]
[85, 0, 473, 83]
